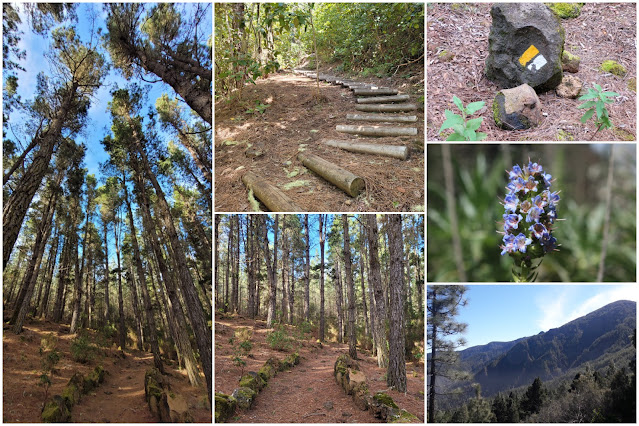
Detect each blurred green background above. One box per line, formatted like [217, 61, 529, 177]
[427, 144, 636, 282]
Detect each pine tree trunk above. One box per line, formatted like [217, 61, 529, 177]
[103, 223, 110, 324]
[71, 187, 93, 334]
[319, 215, 325, 342]
[263, 215, 278, 328]
[280, 218, 288, 322]
[335, 259, 344, 343]
[428, 286, 438, 422]
[304, 215, 310, 322]
[176, 130, 212, 184]
[3, 83, 78, 268]
[343, 215, 357, 359]
[215, 215, 221, 307]
[233, 215, 240, 313]
[246, 215, 255, 319]
[128, 266, 144, 350]
[288, 257, 295, 324]
[115, 224, 126, 349]
[386, 215, 406, 392]
[367, 214, 388, 368]
[359, 221, 370, 339]
[38, 230, 60, 318]
[225, 217, 231, 312]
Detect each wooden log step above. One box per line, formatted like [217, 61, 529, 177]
[353, 88, 398, 96]
[355, 103, 417, 112]
[346, 113, 418, 123]
[242, 172, 303, 212]
[356, 94, 410, 104]
[336, 124, 417, 137]
[323, 139, 409, 160]
[298, 152, 365, 197]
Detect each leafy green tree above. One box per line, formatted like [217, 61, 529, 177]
[521, 377, 547, 417]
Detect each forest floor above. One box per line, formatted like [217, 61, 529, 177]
[3, 317, 210, 423]
[215, 313, 424, 423]
[215, 63, 424, 212]
[427, 3, 636, 141]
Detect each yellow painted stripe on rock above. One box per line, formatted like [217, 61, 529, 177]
[519, 45, 540, 66]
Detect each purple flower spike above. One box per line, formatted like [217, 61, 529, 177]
[523, 176, 538, 194]
[519, 200, 532, 214]
[501, 234, 516, 255]
[532, 195, 546, 209]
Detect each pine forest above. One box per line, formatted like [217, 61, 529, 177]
[214, 214, 425, 423]
[3, 3, 212, 422]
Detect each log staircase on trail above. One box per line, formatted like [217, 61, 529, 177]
[240, 69, 422, 212]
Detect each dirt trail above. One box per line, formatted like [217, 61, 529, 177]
[235, 344, 381, 423]
[215, 314, 424, 423]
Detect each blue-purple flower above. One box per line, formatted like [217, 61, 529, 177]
[500, 160, 560, 262]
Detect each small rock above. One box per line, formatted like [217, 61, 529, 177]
[556, 75, 582, 99]
[245, 147, 264, 159]
[493, 84, 543, 130]
[562, 51, 580, 73]
[342, 412, 352, 417]
[324, 401, 334, 410]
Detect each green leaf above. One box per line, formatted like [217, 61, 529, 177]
[577, 101, 596, 109]
[452, 95, 464, 112]
[464, 128, 477, 141]
[594, 83, 603, 92]
[446, 132, 466, 141]
[577, 92, 599, 101]
[465, 101, 485, 115]
[595, 101, 604, 118]
[451, 123, 465, 135]
[602, 91, 619, 98]
[475, 132, 487, 141]
[580, 109, 595, 123]
[465, 117, 483, 132]
[438, 110, 464, 133]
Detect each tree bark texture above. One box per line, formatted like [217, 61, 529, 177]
[336, 125, 417, 137]
[387, 214, 407, 392]
[355, 104, 417, 113]
[319, 214, 326, 342]
[304, 214, 310, 322]
[242, 171, 303, 212]
[346, 113, 417, 123]
[343, 214, 357, 359]
[353, 88, 398, 96]
[367, 214, 388, 368]
[356, 94, 410, 104]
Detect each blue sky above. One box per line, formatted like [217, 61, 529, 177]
[444, 284, 639, 349]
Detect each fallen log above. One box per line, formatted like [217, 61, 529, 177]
[242, 172, 303, 212]
[336, 124, 417, 137]
[355, 103, 417, 112]
[297, 153, 365, 197]
[353, 88, 398, 96]
[323, 139, 409, 160]
[356, 94, 410, 104]
[346, 113, 417, 123]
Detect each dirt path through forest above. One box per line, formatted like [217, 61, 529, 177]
[235, 344, 381, 423]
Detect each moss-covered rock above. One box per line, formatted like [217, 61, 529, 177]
[215, 392, 237, 423]
[239, 372, 265, 392]
[389, 409, 419, 423]
[601, 60, 627, 77]
[231, 386, 256, 410]
[556, 130, 574, 141]
[144, 368, 165, 418]
[265, 356, 282, 372]
[561, 50, 580, 73]
[84, 365, 106, 393]
[42, 395, 71, 423]
[612, 128, 636, 141]
[373, 392, 399, 409]
[352, 382, 370, 411]
[438, 50, 454, 62]
[546, 3, 583, 19]
[62, 373, 84, 407]
[258, 363, 276, 382]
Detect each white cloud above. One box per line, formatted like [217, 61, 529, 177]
[536, 285, 638, 331]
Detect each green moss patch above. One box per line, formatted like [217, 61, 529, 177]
[42, 396, 71, 423]
[389, 409, 419, 423]
[258, 364, 276, 382]
[546, 3, 583, 18]
[239, 372, 265, 392]
[373, 392, 399, 409]
[612, 128, 636, 141]
[214, 392, 237, 423]
[628, 77, 636, 92]
[556, 130, 574, 141]
[601, 60, 627, 77]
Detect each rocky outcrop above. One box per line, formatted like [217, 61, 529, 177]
[485, 3, 565, 92]
[493, 84, 543, 130]
[42, 365, 107, 422]
[215, 392, 237, 423]
[333, 354, 418, 423]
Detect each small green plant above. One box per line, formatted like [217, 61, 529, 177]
[230, 328, 253, 376]
[266, 326, 293, 351]
[246, 100, 270, 115]
[577, 83, 619, 139]
[38, 334, 60, 407]
[297, 321, 312, 337]
[439, 96, 487, 141]
[70, 334, 94, 363]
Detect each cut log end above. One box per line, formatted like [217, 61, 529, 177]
[241, 172, 303, 212]
[297, 153, 365, 197]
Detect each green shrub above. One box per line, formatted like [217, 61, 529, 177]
[266, 327, 293, 351]
[38, 334, 60, 405]
[577, 83, 619, 136]
[70, 335, 94, 363]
